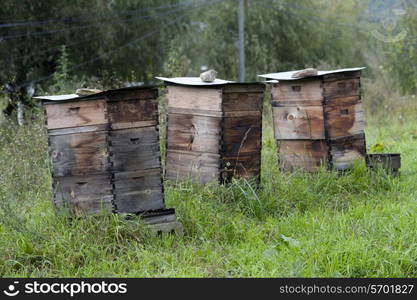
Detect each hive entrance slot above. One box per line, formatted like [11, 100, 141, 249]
[130, 137, 140, 144]
[291, 85, 302, 92]
[68, 107, 81, 113]
[340, 109, 349, 115]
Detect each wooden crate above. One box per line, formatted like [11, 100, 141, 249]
[262, 68, 366, 172]
[366, 153, 401, 175]
[161, 79, 265, 184]
[39, 87, 174, 217]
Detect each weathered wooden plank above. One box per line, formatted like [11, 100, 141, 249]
[165, 149, 220, 184]
[53, 174, 113, 215]
[323, 78, 360, 99]
[110, 121, 158, 130]
[322, 71, 361, 82]
[48, 124, 108, 136]
[107, 99, 158, 127]
[141, 210, 177, 224]
[168, 107, 223, 117]
[222, 115, 262, 155]
[167, 85, 222, 112]
[44, 99, 107, 129]
[106, 88, 158, 101]
[222, 92, 263, 112]
[221, 153, 261, 182]
[114, 189, 164, 213]
[272, 106, 325, 140]
[223, 111, 261, 117]
[323, 95, 360, 106]
[166, 113, 221, 154]
[222, 83, 265, 94]
[324, 101, 364, 138]
[271, 79, 323, 102]
[366, 154, 401, 170]
[278, 140, 329, 172]
[110, 127, 160, 172]
[329, 135, 366, 171]
[49, 131, 109, 177]
[271, 100, 323, 107]
[147, 221, 184, 235]
[113, 169, 162, 194]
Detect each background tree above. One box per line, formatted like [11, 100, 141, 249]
[0, 0, 415, 123]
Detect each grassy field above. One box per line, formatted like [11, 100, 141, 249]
[0, 91, 416, 277]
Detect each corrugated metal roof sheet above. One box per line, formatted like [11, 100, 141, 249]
[155, 76, 232, 86]
[258, 67, 366, 81]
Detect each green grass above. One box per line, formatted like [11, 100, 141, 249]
[0, 96, 416, 278]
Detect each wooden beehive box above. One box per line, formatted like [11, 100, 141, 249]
[259, 67, 366, 172]
[157, 77, 265, 184]
[36, 87, 178, 222]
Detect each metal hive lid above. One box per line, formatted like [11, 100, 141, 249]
[258, 67, 366, 81]
[155, 76, 232, 86]
[33, 85, 160, 102]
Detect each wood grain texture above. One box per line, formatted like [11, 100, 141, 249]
[323, 78, 360, 99]
[322, 71, 361, 82]
[366, 154, 401, 170]
[166, 113, 221, 154]
[167, 85, 222, 112]
[222, 115, 262, 155]
[168, 107, 222, 117]
[49, 131, 109, 177]
[222, 92, 263, 112]
[324, 100, 364, 138]
[329, 135, 366, 171]
[222, 83, 265, 94]
[108, 98, 158, 128]
[271, 79, 323, 103]
[44, 99, 107, 129]
[278, 140, 329, 172]
[47, 124, 108, 136]
[272, 106, 325, 140]
[106, 88, 158, 101]
[114, 189, 164, 213]
[221, 154, 261, 182]
[110, 127, 160, 172]
[165, 149, 220, 184]
[113, 169, 162, 194]
[53, 174, 113, 215]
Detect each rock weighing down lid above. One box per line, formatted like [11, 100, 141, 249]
[155, 76, 233, 86]
[258, 67, 366, 81]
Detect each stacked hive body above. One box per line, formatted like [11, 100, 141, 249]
[39, 87, 169, 216]
[159, 77, 265, 184]
[260, 68, 366, 171]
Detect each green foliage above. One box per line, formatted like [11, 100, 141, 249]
[0, 0, 189, 116]
[165, 0, 369, 81]
[383, 8, 417, 94]
[370, 143, 384, 153]
[49, 46, 78, 94]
